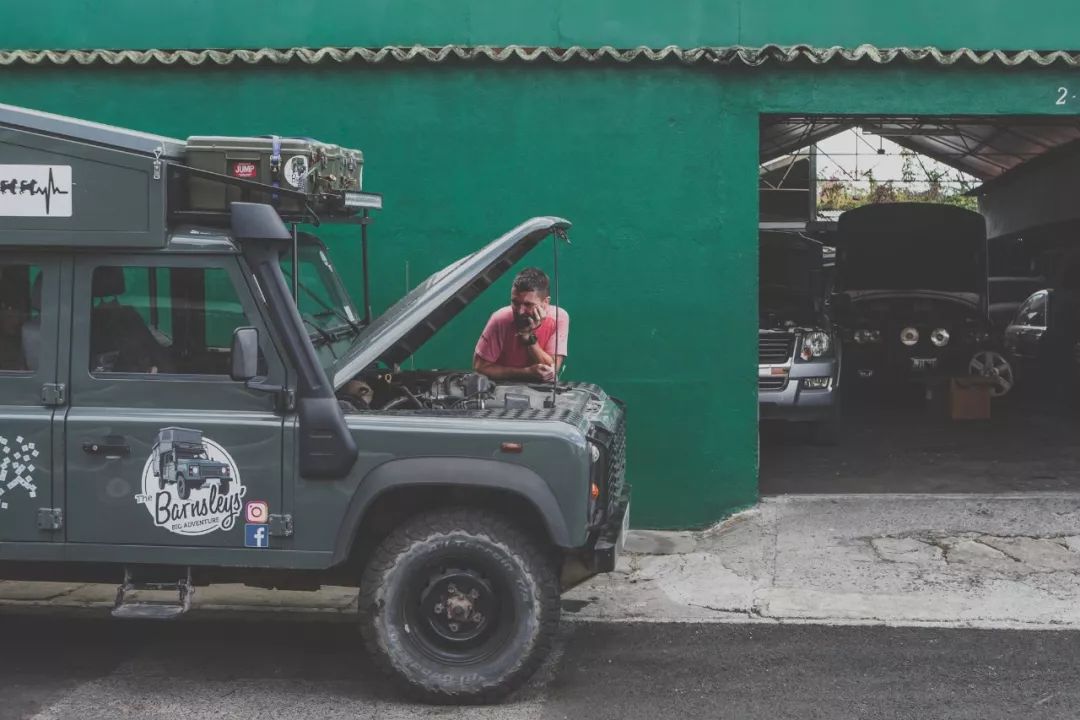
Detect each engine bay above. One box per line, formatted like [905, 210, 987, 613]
[338, 370, 586, 413]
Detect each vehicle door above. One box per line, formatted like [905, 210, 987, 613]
[64, 254, 291, 552]
[1007, 291, 1048, 362]
[0, 254, 65, 545]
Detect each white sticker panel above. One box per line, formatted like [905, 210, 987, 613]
[0, 165, 72, 217]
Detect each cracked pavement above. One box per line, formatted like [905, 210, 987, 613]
[562, 493, 1080, 628]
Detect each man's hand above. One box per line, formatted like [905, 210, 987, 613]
[528, 363, 556, 382]
[516, 307, 546, 337]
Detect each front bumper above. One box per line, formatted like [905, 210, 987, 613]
[758, 357, 840, 422]
[588, 493, 630, 573]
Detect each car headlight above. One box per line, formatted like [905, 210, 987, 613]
[930, 328, 950, 348]
[801, 331, 832, 359]
[900, 327, 919, 347]
[854, 329, 881, 344]
[189, 466, 199, 475]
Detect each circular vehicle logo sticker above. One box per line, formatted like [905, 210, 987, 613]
[135, 427, 246, 536]
[283, 155, 310, 190]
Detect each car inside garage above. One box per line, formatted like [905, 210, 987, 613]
[758, 115, 1080, 495]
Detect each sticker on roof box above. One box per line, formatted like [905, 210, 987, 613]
[135, 427, 246, 536]
[284, 155, 309, 190]
[0, 165, 71, 217]
[232, 161, 258, 179]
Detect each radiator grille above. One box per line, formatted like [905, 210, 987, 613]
[759, 334, 796, 364]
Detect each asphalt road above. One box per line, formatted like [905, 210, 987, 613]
[4, 613, 1080, 720]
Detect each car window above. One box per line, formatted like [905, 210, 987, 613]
[1015, 292, 1047, 328]
[89, 265, 259, 376]
[0, 263, 43, 373]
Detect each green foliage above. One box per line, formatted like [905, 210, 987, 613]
[818, 149, 978, 213]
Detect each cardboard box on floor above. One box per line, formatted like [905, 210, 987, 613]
[949, 376, 995, 420]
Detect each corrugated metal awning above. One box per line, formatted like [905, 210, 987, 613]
[761, 115, 1080, 181]
[6, 44, 1080, 68]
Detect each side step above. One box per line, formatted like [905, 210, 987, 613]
[112, 567, 193, 620]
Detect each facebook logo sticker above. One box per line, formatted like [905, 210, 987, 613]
[245, 524, 270, 549]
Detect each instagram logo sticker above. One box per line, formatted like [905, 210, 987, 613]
[245, 500, 269, 524]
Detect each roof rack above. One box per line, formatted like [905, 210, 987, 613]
[166, 163, 382, 227]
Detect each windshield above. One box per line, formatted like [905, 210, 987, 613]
[280, 238, 363, 369]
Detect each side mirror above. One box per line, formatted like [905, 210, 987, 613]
[231, 327, 260, 382]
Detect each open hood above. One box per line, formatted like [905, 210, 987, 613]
[759, 231, 823, 306]
[834, 203, 988, 296]
[331, 216, 570, 389]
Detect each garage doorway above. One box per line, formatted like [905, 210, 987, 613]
[757, 115, 1080, 494]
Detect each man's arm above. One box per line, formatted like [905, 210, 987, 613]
[524, 307, 567, 375]
[522, 340, 560, 370]
[473, 354, 552, 381]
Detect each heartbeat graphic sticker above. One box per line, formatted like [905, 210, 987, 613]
[0, 165, 72, 217]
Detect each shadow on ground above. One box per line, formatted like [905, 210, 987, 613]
[760, 389, 1080, 494]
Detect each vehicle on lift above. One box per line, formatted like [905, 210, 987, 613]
[0, 103, 629, 703]
[758, 230, 841, 440]
[832, 203, 1014, 398]
[153, 427, 231, 499]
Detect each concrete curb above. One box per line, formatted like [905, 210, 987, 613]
[6, 495, 1080, 631]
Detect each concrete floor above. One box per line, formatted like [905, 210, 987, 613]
[760, 393, 1080, 494]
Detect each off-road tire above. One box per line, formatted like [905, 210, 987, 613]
[358, 507, 559, 704]
[176, 474, 189, 500]
[220, 479, 231, 495]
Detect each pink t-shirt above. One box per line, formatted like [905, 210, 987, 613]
[475, 306, 569, 369]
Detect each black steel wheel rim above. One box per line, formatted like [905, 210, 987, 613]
[401, 550, 517, 665]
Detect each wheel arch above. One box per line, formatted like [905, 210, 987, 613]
[331, 457, 574, 567]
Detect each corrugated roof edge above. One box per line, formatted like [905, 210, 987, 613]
[3, 44, 1080, 68]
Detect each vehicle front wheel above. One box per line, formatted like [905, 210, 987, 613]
[358, 508, 559, 704]
[176, 474, 190, 500]
[969, 349, 1015, 398]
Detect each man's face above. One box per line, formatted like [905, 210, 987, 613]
[510, 289, 549, 325]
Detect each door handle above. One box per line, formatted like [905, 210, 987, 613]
[82, 437, 131, 458]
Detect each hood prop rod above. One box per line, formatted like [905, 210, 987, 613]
[545, 227, 570, 409]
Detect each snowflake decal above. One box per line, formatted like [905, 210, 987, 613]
[0, 434, 39, 511]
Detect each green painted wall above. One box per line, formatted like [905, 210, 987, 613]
[5, 0, 1080, 51]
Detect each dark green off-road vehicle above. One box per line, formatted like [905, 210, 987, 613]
[0, 103, 629, 703]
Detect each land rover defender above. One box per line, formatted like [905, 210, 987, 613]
[0, 103, 630, 703]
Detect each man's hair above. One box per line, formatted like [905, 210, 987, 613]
[512, 267, 550, 297]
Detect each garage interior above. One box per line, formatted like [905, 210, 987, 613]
[758, 115, 1080, 495]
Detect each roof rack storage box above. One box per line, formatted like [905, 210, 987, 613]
[185, 136, 363, 214]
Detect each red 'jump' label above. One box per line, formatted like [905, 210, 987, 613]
[232, 161, 258, 179]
